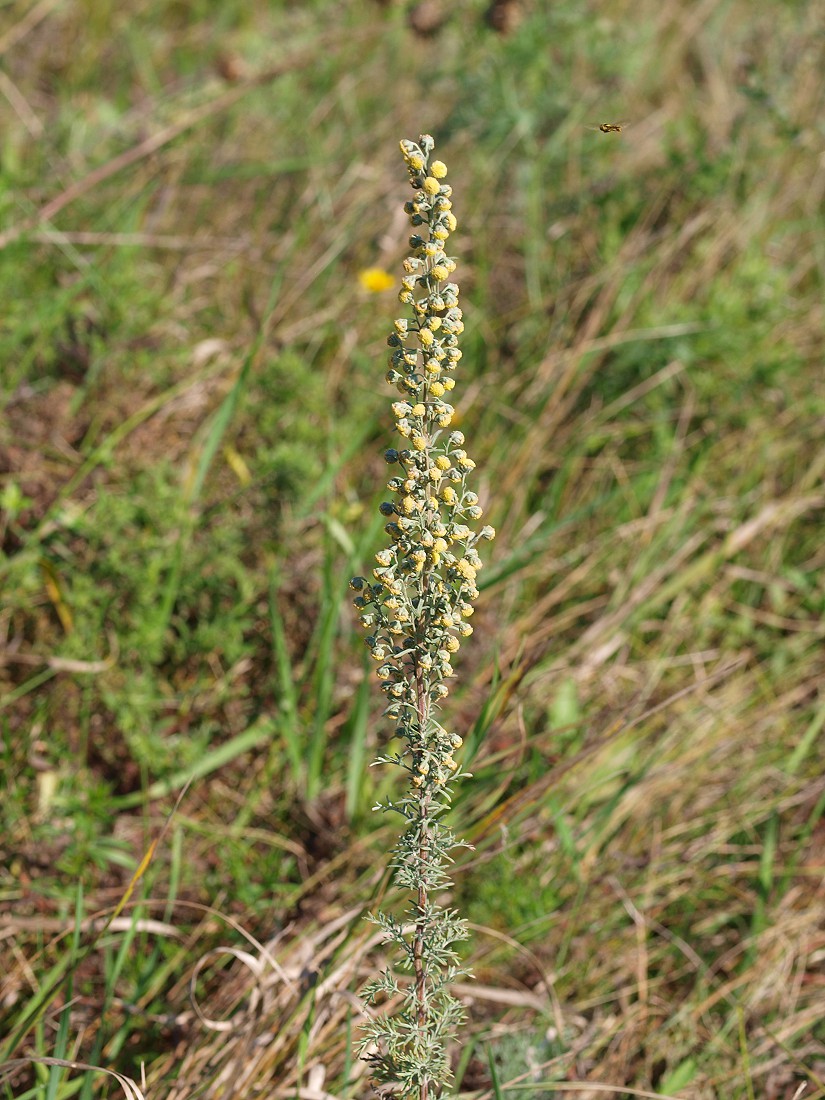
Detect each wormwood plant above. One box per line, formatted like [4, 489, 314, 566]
[350, 135, 494, 1099]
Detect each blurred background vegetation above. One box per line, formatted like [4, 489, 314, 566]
[1, 0, 824, 1097]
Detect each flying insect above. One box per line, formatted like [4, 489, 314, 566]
[587, 121, 630, 133]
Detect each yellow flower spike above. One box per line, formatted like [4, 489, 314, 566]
[351, 137, 497, 1093]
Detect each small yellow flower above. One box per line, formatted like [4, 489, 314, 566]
[456, 558, 477, 581]
[423, 176, 440, 195]
[359, 267, 396, 293]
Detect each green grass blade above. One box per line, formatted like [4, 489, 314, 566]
[487, 1042, 506, 1100]
[269, 567, 304, 787]
[344, 653, 372, 822]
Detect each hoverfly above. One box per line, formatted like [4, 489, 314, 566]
[587, 121, 630, 134]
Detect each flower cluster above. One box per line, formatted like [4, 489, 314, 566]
[354, 135, 494, 1099]
[350, 134, 494, 791]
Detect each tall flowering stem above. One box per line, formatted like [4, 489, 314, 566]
[351, 135, 494, 1099]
